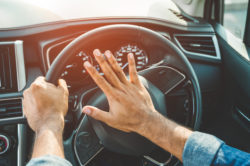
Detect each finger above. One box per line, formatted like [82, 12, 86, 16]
[82, 106, 111, 123]
[84, 61, 114, 95]
[58, 79, 69, 95]
[31, 76, 46, 90]
[128, 53, 140, 85]
[34, 76, 45, 84]
[93, 49, 122, 88]
[36, 76, 45, 82]
[105, 50, 128, 84]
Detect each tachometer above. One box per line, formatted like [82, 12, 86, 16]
[61, 51, 92, 82]
[115, 44, 148, 70]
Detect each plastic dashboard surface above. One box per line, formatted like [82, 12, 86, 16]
[38, 20, 221, 89]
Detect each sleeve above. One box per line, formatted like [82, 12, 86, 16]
[182, 131, 224, 166]
[182, 131, 250, 166]
[26, 155, 72, 166]
[212, 144, 250, 166]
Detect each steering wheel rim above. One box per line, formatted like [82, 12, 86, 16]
[45, 24, 202, 164]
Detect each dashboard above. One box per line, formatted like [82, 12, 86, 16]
[0, 16, 223, 166]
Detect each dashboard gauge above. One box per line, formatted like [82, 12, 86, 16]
[61, 51, 92, 82]
[115, 44, 148, 70]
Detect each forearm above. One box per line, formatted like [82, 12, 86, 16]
[137, 111, 192, 161]
[32, 129, 65, 158]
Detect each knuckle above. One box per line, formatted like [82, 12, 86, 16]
[105, 70, 112, 76]
[114, 66, 122, 73]
[112, 91, 122, 101]
[95, 75, 103, 83]
[119, 83, 127, 91]
[110, 58, 116, 65]
[38, 76, 44, 79]
[98, 57, 105, 64]
[31, 82, 41, 90]
[92, 70, 100, 77]
[131, 70, 137, 75]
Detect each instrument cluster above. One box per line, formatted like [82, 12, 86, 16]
[60, 44, 149, 84]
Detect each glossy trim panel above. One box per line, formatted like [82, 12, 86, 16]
[14, 41, 26, 91]
[17, 124, 26, 166]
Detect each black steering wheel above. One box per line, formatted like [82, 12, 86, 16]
[45, 24, 202, 165]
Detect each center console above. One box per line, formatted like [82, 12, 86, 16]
[0, 41, 27, 166]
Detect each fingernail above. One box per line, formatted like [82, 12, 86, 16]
[84, 61, 91, 68]
[106, 51, 111, 58]
[94, 49, 101, 56]
[129, 53, 134, 59]
[84, 108, 91, 115]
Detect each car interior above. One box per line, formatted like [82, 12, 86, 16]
[0, 0, 249, 165]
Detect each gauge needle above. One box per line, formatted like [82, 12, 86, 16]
[121, 63, 128, 69]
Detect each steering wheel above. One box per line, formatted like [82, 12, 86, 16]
[46, 24, 202, 165]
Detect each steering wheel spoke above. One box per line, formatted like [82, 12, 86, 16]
[139, 65, 186, 95]
[74, 115, 104, 165]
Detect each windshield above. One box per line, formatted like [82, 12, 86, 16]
[0, 0, 181, 29]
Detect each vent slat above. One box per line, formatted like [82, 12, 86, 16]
[176, 36, 217, 57]
[177, 39, 214, 45]
[181, 43, 215, 49]
[0, 44, 18, 93]
[0, 53, 6, 89]
[185, 48, 216, 55]
[0, 99, 22, 119]
[4, 48, 12, 89]
[7, 47, 13, 89]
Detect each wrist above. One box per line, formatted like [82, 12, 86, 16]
[135, 108, 159, 136]
[32, 124, 65, 159]
[36, 125, 64, 136]
[35, 114, 65, 135]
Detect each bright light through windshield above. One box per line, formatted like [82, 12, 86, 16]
[0, 0, 181, 29]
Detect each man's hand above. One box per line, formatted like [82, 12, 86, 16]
[23, 77, 69, 133]
[23, 77, 69, 158]
[83, 49, 192, 161]
[83, 49, 156, 133]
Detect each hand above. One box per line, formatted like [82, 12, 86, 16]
[23, 77, 69, 134]
[82, 49, 156, 133]
[83, 49, 192, 161]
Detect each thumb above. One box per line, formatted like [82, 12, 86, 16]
[82, 106, 110, 123]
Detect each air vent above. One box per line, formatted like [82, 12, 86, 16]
[169, 9, 198, 23]
[0, 98, 22, 119]
[0, 44, 18, 93]
[175, 35, 217, 57]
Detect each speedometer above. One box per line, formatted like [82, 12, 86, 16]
[115, 44, 148, 70]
